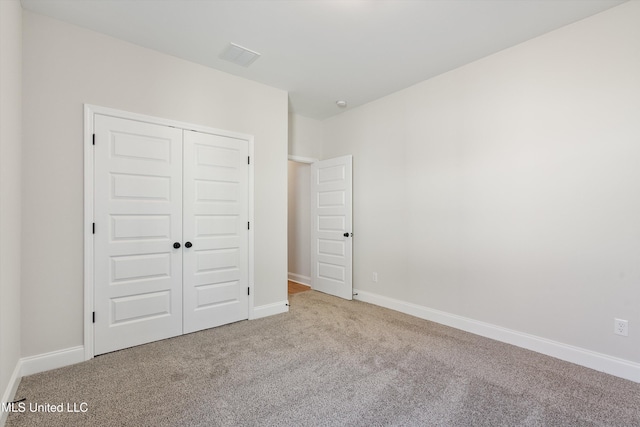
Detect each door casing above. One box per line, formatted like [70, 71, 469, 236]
[84, 104, 255, 360]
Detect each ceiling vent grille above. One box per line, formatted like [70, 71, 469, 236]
[220, 43, 261, 67]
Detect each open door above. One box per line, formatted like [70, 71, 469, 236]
[311, 155, 353, 300]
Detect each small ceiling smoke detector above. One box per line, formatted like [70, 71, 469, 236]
[220, 43, 261, 67]
[336, 100, 348, 108]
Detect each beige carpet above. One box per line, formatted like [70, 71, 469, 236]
[7, 291, 640, 426]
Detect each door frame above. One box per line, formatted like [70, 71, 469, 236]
[84, 104, 255, 360]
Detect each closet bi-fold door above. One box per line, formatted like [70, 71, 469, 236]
[182, 130, 249, 334]
[94, 115, 183, 355]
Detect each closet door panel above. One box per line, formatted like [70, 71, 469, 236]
[183, 130, 249, 334]
[94, 115, 183, 355]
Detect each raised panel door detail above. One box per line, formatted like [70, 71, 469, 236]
[195, 281, 239, 309]
[111, 173, 171, 201]
[318, 164, 345, 183]
[318, 239, 345, 257]
[318, 190, 345, 208]
[196, 144, 241, 169]
[195, 180, 240, 203]
[318, 262, 345, 283]
[110, 132, 171, 163]
[110, 215, 171, 241]
[195, 215, 238, 237]
[195, 249, 239, 273]
[110, 253, 171, 283]
[318, 216, 345, 231]
[110, 291, 171, 324]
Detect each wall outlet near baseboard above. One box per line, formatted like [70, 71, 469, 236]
[372, 272, 378, 283]
[614, 318, 628, 336]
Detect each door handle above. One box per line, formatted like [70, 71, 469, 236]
[173, 242, 181, 249]
[185, 241, 192, 248]
[343, 232, 352, 237]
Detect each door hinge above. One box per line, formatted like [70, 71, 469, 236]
[248, 287, 250, 296]
[92, 312, 95, 323]
[92, 134, 95, 145]
[92, 223, 95, 234]
[247, 222, 250, 230]
[248, 156, 250, 165]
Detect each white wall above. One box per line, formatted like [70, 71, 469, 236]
[288, 113, 323, 160]
[21, 10, 288, 358]
[0, 0, 22, 406]
[288, 161, 311, 283]
[323, 2, 640, 363]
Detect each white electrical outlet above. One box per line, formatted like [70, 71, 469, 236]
[614, 318, 628, 336]
[372, 272, 378, 283]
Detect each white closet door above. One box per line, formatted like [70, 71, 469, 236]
[94, 115, 183, 355]
[182, 130, 249, 334]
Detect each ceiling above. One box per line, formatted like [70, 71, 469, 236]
[21, 0, 626, 120]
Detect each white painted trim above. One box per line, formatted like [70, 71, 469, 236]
[84, 104, 255, 355]
[84, 105, 95, 361]
[252, 300, 289, 319]
[1, 361, 22, 426]
[288, 273, 311, 286]
[354, 289, 640, 383]
[20, 346, 85, 377]
[287, 155, 316, 291]
[288, 155, 317, 164]
[85, 105, 254, 142]
[248, 138, 255, 319]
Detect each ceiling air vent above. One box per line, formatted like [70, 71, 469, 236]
[220, 43, 261, 67]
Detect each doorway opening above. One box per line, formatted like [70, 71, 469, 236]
[287, 154, 353, 300]
[287, 156, 314, 296]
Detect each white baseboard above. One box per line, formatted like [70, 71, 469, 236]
[1, 361, 22, 427]
[287, 273, 311, 286]
[20, 346, 85, 377]
[354, 289, 640, 383]
[252, 300, 289, 319]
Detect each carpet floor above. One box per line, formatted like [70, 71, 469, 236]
[7, 290, 640, 426]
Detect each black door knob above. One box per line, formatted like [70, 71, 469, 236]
[173, 242, 181, 249]
[343, 232, 349, 237]
[185, 241, 192, 248]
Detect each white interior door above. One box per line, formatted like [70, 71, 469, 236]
[182, 130, 249, 333]
[311, 155, 353, 300]
[94, 115, 183, 355]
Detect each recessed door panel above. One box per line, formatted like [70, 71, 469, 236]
[110, 215, 171, 241]
[318, 164, 345, 183]
[110, 253, 172, 283]
[318, 239, 345, 257]
[318, 262, 345, 282]
[318, 216, 345, 231]
[195, 281, 239, 308]
[196, 180, 240, 203]
[111, 291, 172, 324]
[111, 173, 171, 201]
[195, 215, 239, 237]
[196, 144, 241, 168]
[111, 132, 171, 163]
[318, 190, 345, 208]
